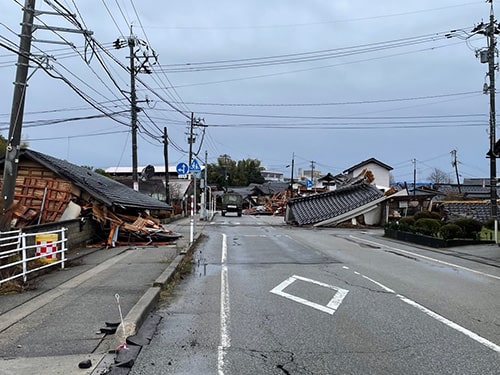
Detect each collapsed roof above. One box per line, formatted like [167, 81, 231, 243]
[1, 148, 172, 213]
[285, 183, 385, 227]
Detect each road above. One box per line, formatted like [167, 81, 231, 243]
[130, 214, 500, 375]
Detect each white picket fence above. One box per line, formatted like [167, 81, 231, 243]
[0, 227, 67, 285]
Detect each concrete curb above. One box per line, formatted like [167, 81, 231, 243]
[110, 287, 161, 350]
[107, 232, 201, 353]
[153, 253, 184, 288]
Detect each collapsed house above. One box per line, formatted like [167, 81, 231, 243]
[285, 182, 387, 227]
[0, 148, 178, 246]
[285, 157, 395, 227]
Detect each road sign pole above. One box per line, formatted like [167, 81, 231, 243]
[190, 194, 194, 244]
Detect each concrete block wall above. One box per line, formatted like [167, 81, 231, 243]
[22, 218, 101, 252]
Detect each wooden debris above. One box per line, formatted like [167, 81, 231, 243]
[92, 205, 181, 248]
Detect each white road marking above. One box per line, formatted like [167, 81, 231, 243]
[358, 272, 500, 353]
[350, 235, 500, 281]
[270, 275, 349, 315]
[217, 234, 231, 375]
[397, 294, 500, 353]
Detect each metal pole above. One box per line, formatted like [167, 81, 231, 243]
[189, 194, 194, 244]
[2, 0, 36, 220]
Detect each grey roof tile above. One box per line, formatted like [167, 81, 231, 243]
[17, 149, 171, 211]
[285, 183, 384, 225]
[439, 201, 498, 224]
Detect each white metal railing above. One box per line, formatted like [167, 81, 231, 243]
[0, 227, 67, 285]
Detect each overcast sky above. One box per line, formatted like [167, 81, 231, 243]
[0, 1, 496, 184]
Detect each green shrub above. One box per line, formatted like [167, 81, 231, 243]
[414, 218, 442, 236]
[453, 218, 483, 240]
[484, 218, 496, 230]
[385, 221, 400, 230]
[439, 223, 463, 240]
[414, 211, 441, 221]
[399, 217, 415, 226]
[397, 217, 416, 233]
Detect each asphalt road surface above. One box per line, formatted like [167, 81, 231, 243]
[130, 214, 500, 375]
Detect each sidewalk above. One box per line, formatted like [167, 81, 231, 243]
[0, 216, 206, 375]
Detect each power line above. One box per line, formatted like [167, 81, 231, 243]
[170, 91, 481, 107]
[154, 31, 465, 73]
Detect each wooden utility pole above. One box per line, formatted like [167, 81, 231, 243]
[1, 0, 36, 221]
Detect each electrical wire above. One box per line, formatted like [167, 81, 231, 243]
[154, 31, 462, 73]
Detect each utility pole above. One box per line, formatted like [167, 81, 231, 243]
[163, 127, 170, 204]
[486, 1, 498, 225]
[310, 160, 316, 191]
[451, 150, 462, 194]
[114, 29, 157, 192]
[129, 34, 138, 191]
[472, 0, 499, 240]
[1, 1, 91, 227]
[187, 113, 206, 167]
[412, 158, 417, 196]
[221, 154, 230, 192]
[188, 112, 195, 167]
[290, 152, 295, 198]
[202, 150, 208, 220]
[1, 0, 36, 218]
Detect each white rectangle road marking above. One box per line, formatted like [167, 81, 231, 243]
[270, 275, 349, 315]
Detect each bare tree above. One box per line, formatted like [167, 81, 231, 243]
[427, 168, 452, 184]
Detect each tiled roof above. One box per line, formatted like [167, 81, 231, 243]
[434, 184, 500, 200]
[19, 149, 172, 211]
[250, 182, 289, 195]
[285, 183, 384, 225]
[439, 201, 498, 224]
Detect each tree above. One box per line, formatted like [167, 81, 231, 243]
[81, 165, 112, 177]
[0, 135, 7, 156]
[0, 135, 28, 156]
[207, 155, 265, 189]
[427, 168, 452, 184]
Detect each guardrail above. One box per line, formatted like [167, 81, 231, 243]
[0, 227, 67, 286]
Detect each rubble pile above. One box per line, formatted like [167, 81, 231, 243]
[92, 206, 181, 248]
